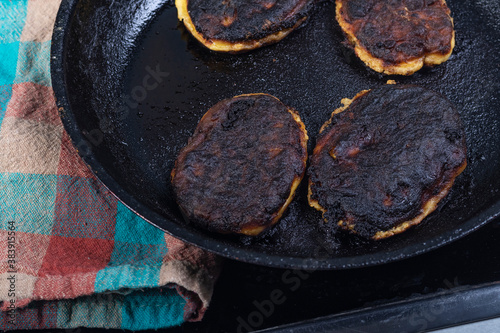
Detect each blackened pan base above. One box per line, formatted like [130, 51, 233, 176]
[57, 0, 500, 267]
[308, 85, 467, 239]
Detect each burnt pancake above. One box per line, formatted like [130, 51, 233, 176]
[336, 0, 455, 75]
[176, 0, 316, 53]
[308, 85, 467, 240]
[171, 93, 308, 236]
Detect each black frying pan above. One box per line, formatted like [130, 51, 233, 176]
[51, 0, 500, 269]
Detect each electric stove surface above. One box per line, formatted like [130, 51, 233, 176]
[173, 216, 500, 332]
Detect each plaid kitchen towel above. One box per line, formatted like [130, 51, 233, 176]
[0, 0, 221, 330]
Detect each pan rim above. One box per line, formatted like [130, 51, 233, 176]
[50, 0, 500, 270]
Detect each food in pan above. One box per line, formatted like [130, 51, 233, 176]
[335, 0, 455, 75]
[175, 0, 316, 53]
[171, 93, 308, 236]
[308, 84, 467, 240]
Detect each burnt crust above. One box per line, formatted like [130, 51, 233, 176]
[171, 94, 308, 236]
[176, 0, 316, 52]
[308, 85, 467, 239]
[336, 0, 455, 75]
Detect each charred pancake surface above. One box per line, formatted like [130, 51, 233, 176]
[336, 0, 455, 75]
[176, 0, 315, 52]
[308, 85, 467, 240]
[171, 94, 308, 236]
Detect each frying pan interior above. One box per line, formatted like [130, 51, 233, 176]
[52, 0, 500, 269]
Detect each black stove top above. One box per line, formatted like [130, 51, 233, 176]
[174, 216, 500, 332]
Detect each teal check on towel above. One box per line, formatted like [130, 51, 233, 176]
[0, 0, 221, 330]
